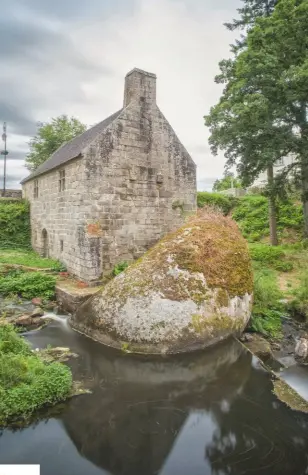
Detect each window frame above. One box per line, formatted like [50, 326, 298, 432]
[59, 169, 66, 192]
[34, 179, 39, 198]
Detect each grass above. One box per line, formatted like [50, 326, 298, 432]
[0, 270, 56, 300]
[0, 249, 66, 271]
[0, 324, 72, 426]
[247, 240, 308, 336]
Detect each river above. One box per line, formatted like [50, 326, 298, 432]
[1, 315, 308, 475]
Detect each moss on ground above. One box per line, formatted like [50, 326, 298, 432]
[273, 378, 308, 413]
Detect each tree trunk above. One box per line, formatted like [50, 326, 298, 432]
[267, 165, 279, 246]
[301, 162, 308, 238]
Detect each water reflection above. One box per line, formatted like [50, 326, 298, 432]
[1, 320, 308, 475]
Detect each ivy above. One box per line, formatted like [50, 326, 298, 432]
[0, 200, 31, 249]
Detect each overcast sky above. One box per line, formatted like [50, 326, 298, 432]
[0, 0, 240, 190]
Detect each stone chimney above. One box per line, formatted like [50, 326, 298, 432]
[123, 68, 157, 108]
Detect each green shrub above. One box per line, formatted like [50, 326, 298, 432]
[112, 261, 129, 276]
[0, 201, 31, 249]
[0, 324, 72, 425]
[197, 192, 238, 215]
[273, 261, 294, 272]
[287, 271, 308, 319]
[250, 309, 283, 338]
[249, 243, 285, 264]
[0, 272, 56, 299]
[253, 269, 282, 311]
[248, 269, 283, 338]
[0, 324, 32, 356]
[232, 195, 303, 241]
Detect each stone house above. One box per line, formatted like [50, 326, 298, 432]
[21, 68, 197, 284]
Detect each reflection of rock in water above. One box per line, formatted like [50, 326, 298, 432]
[61, 339, 251, 475]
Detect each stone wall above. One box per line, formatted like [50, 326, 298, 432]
[23, 69, 197, 283]
[0, 189, 22, 199]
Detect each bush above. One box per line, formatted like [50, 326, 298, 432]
[197, 192, 238, 215]
[273, 261, 294, 272]
[0, 324, 32, 356]
[249, 243, 285, 264]
[0, 324, 72, 425]
[248, 269, 283, 338]
[232, 195, 303, 241]
[250, 309, 283, 338]
[0, 271, 56, 299]
[253, 269, 282, 311]
[0, 200, 31, 249]
[287, 271, 308, 320]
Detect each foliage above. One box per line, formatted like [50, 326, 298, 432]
[0, 271, 56, 300]
[287, 271, 308, 319]
[249, 243, 285, 264]
[205, 0, 308, 237]
[250, 309, 282, 338]
[0, 201, 31, 249]
[232, 195, 303, 241]
[0, 324, 32, 356]
[112, 261, 129, 276]
[0, 249, 65, 270]
[249, 268, 283, 337]
[212, 172, 242, 192]
[25, 115, 87, 171]
[197, 192, 238, 215]
[253, 268, 282, 311]
[0, 324, 72, 425]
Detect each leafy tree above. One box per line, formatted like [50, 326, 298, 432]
[206, 0, 308, 238]
[26, 115, 86, 171]
[206, 0, 280, 245]
[213, 172, 241, 192]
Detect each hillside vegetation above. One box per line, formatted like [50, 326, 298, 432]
[198, 192, 308, 338]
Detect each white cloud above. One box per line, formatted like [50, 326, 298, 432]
[3, 0, 240, 190]
[69, 0, 238, 190]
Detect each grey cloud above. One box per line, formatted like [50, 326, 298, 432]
[5, 0, 137, 24]
[0, 101, 36, 136]
[0, 0, 114, 147]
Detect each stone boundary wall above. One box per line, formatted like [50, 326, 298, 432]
[0, 189, 22, 199]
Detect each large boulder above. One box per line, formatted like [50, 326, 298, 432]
[71, 210, 253, 354]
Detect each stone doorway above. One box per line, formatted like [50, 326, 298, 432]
[42, 229, 48, 258]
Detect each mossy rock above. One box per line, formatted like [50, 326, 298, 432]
[71, 210, 253, 354]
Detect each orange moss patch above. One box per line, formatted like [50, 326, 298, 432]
[144, 208, 253, 299]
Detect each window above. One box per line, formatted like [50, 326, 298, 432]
[34, 180, 38, 198]
[59, 169, 65, 191]
[274, 158, 284, 168]
[60, 240, 63, 252]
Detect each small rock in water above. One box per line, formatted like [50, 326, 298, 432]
[295, 337, 308, 363]
[15, 314, 33, 326]
[31, 298, 42, 306]
[271, 342, 281, 351]
[240, 333, 253, 343]
[30, 307, 44, 318]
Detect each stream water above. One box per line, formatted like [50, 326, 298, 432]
[1, 315, 308, 475]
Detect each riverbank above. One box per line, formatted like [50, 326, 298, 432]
[1, 316, 308, 475]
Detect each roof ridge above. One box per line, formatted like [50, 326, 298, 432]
[21, 109, 123, 184]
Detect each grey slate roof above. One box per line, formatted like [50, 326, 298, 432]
[21, 109, 123, 184]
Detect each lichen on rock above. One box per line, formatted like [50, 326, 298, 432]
[71, 209, 253, 354]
